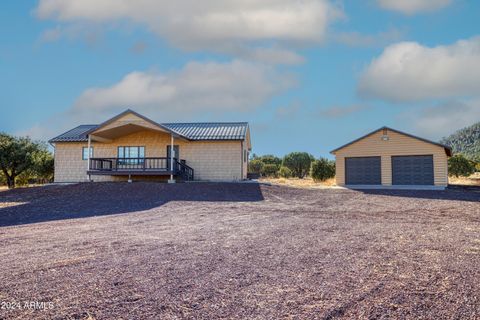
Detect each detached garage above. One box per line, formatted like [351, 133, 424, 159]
[331, 127, 452, 189]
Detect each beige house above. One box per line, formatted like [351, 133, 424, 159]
[50, 110, 251, 183]
[330, 127, 452, 190]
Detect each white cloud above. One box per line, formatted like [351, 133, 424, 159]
[358, 37, 480, 102]
[70, 60, 294, 119]
[407, 100, 480, 139]
[21, 60, 295, 140]
[36, 0, 342, 52]
[377, 0, 452, 14]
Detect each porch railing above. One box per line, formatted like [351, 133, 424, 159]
[89, 157, 194, 181]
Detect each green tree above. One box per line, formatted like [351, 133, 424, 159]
[278, 166, 292, 178]
[310, 158, 336, 182]
[33, 148, 54, 183]
[262, 164, 279, 177]
[257, 155, 282, 166]
[248, 159, 264, 174]
[448, 154, 476, 177]
[282, 152, 315, 178]
[0, 133, 48, 188]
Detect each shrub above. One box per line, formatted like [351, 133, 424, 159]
[278, 166, 292, 178]
[310, 158, 336, 182]
[257, 155, 282, 166]
[282, 152, 315, 178]
[248, 159, 264, 174]
[262, 164, 279, 177]
[448, 154, 476, 177]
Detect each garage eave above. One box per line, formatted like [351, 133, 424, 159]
[330, 126, 453, 157]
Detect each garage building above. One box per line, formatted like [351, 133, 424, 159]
[330, 127, 452, 189]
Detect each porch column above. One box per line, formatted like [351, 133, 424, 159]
[168, 134, 175, 183]
[87, 135, 91, 181]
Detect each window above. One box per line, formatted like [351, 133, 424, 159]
[82, 147, 93, 160]
[117, 146, 145, 164]
[244, 150, 247, 163]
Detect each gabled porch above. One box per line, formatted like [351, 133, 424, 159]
[84, 110, 194, 182]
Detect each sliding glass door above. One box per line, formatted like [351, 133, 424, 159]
[118, 146, 145, 165]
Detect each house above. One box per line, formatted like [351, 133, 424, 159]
[330, 127, 452, 190]
[49, 110, 251, 183]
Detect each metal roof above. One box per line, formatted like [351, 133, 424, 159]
[49, 125, 99, 142]
[330, 126, 452, 157]
[50, 122, 249, 142]
[163, 122, 248, 140]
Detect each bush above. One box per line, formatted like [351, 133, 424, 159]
[248, 159, 264, 174]
[278, 166, 292, 178]
[262, 164, 279, 177]
[476, 162, 480, 172]
[282, 152, 315, 178]
[310, 158, 336, 182]
[448, 154, 476, 177]
[257, 155, 282, 166]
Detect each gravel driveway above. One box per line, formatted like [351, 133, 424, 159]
[0, 182, 479, 319]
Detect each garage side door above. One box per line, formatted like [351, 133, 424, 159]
[392, 155, 434, 185]
[345, 157, 381, 185]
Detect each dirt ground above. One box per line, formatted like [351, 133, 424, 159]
[0, 182, 479, 319]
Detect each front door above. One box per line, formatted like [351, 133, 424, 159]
[166, 145, 179, 170]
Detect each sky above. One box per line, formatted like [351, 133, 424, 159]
[1, 0, 479, 158]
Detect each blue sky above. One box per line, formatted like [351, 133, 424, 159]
[1, 0, 479, 158]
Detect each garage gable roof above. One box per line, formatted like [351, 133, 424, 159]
[330, 126, 452, 157]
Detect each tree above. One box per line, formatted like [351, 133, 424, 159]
[248, 159, 264, 174]
[262, 164, 279, 177]
[448, 154, 476, 177]
[0, 133, 48, 188]
[33, 148, 54, 183]
[282, 152, 315, 178]
[310, 158, 336, 182]
[278, 166, 292, 178]
[257, 155, 282, 166]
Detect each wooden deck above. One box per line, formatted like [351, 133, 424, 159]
[88, 157, 194, 180]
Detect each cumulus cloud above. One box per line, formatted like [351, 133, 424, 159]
[377, 0, 452, 14]
[21, 60, 295, 140]
[407, 100, 480, 139]
[70, 60, 294, 120]
[36, 0, 342, 53]
[358, 37, 480, 102]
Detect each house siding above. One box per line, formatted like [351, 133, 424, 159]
[334, 130, 448, 187]
[53, 130, 244, 183]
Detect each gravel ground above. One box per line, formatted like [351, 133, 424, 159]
[0, 182, 479, 319]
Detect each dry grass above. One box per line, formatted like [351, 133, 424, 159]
[0, 184, 48, 192]
[259, 177, 337, 189]
[449, 172, 480, 186]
